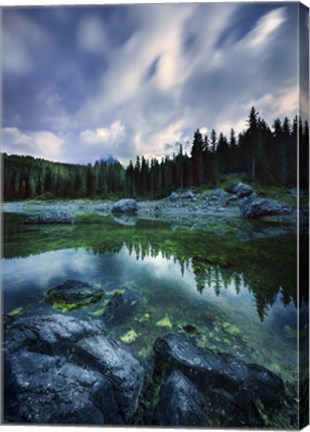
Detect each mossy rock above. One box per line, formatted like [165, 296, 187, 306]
[45, 279, 105, 312]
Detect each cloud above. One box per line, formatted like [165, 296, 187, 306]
[79, 121, 129, 163]
[2, 11, 49, 75]
[77, 15, 107, 54]
[248, 7, 287, 47]
[2, 4, 301, 166]
[2, 127, 65, 161]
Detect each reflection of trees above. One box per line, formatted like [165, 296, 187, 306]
[4, 214, 305, 321]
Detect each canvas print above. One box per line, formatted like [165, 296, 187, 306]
[1, 1, 309, 429]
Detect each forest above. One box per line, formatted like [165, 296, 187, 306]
[2, 107, 309, 201]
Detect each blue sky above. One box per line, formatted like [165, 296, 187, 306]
[1, 3, 309, 165]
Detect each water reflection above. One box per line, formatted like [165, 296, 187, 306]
[2, 213, 305, 322]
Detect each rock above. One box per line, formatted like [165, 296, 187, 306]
[154, 334, 284, 424]
[167, 191, 180, 202]
[226, 194, 239, 202]
[231, 182, 253, 198]
[95, 203, 110, 212]
[103, 291, 140, 324]
[111, 199, 138, 214]
[25, 209, 77, 224]
[289, 188, 304, 198]
[45, 279, 105, 312]
[167, 191, 196, 202]
[181, 191, 196, 200]
[156, 371, 208, 426]
[210, 188, 230, 200]
[240, 197, 291, 219]
[3, 314, 145, 424]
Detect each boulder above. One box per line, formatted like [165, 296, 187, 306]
[210, 188, 230, 200]
[111, 199, 138, 214]
[240, 197, 291, 219]
[167, 192, 180, 201]
[45, 279, 104, 311]
[25, 209, 77, 224]
[3, 314, 145, 424]
[167, 191, 196, 201]
[231, 182, 253, 198]
[154, 334, 284, 425]
[156, 370, 208, 427]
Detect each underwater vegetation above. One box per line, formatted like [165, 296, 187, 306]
[2, 211, 306, 428]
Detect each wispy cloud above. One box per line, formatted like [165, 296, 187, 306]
[2, 127, 66, 161]
[1, 4, 301, 165]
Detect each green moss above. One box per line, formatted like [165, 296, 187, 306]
[156, 316, 172, 329]
[136, 313, 151, 323]
[120, 329, 138, 343]
[105, 289, 125, 296]
[138, 345, 153, 358]
[222, 322, 241, 335]
[7, 306, 24, 317]
[89, 299, 110, 317]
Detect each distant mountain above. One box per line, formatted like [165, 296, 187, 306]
[101, 155, 119, 165]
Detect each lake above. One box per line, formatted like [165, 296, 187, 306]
[2, 211, 308, 427]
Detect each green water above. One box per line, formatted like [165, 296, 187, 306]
[2, 212, 307, 401]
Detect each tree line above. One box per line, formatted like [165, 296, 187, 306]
[2, 156, 124, 200]
[2, 108, 309, 201]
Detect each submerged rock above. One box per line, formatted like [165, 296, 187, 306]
[25, 209, 77, 224]
[240, 197, 291, 219]
[3, 314, 145, 425]
[103, 290, 140, 324]
[156, 370, 208, 426]
[45, 279, 105, 311]
[111, 199, 138, 214]
[154, 334, 285, 427]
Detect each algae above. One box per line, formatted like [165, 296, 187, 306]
[156, 316, 173, 329]
[120, 329, 138, 343]
[7, 307, 24, 317]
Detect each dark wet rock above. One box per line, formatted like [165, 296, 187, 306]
[112, 214, 137, 226]
[45, 279, 104, 311]
[205, 385, 264, 427]
[111, 199, 138, 214]
[3, 314, 145, 425]
[154, 334, 284, 426]
[25, 209, 77, 224]
[156, 370, 208, 427]
[231, 182, 253, 198]
[240, 197, 291, 219]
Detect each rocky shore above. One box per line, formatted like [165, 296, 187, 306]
[3, 312, 291, 427]
[2, 182, 305, 224]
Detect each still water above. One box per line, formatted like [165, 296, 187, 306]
[2, 212, 306, 387]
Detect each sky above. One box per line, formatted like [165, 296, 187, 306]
[1, 2, 309, 166]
